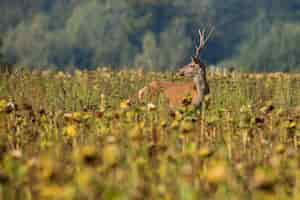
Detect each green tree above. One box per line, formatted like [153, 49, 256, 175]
[157, 17, 192, 69]
[237, 23, 300, 72]
[0, 37, 3, 64]
[134, 32, 159, 70]
[1, 0, 300, 71]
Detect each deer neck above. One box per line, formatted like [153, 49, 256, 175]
[193, 69, 209, 107]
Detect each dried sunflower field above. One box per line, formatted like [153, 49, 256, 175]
[0, 68, 299, 200]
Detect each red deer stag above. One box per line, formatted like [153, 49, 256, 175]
[138, 28, 213, 109]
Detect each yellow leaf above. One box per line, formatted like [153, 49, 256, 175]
[64, 125, 78, 137]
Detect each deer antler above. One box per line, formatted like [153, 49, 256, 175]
[194, 26, 214, 59]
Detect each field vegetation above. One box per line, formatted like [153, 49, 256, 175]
[0, 68, 299, 199]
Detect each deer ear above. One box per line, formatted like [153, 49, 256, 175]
[191, 56, 198, 64]
[190, 56, 194, 63]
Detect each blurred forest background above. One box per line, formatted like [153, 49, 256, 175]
[0, 0, 300, 72]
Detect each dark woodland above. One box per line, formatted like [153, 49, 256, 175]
[0, 0, 300, 71]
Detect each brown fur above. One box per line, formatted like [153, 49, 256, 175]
[138, 80, 197, 108]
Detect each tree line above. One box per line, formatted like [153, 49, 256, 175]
[0, 0, 300, 72]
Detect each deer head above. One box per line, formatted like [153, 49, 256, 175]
[176, 57, 204, 77]
[176, 27, 214, 102]
[177, 27, 214, 78]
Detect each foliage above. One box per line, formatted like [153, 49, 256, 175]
[238, 23, 300, 72]
[0, 0, 300, 71]
[0, 38, 3, 64]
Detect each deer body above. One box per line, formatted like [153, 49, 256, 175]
[138, 80, 196, 108]
[138, 72, 209, 109]
[138, 27, 213, 109]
